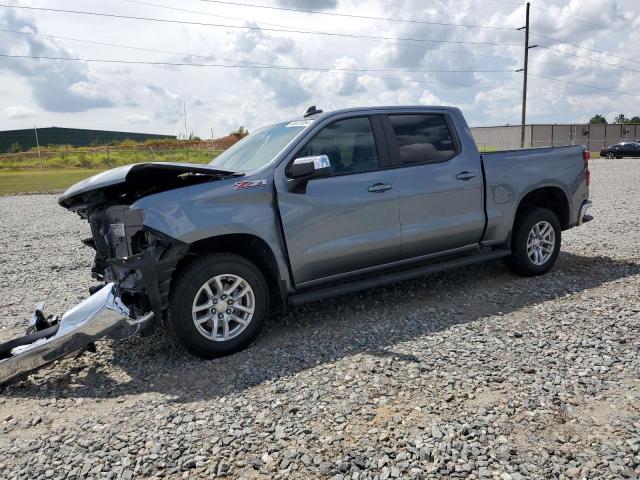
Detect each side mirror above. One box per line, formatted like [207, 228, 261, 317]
[288, 155, 332, 179]
[287, 155, 332, 193]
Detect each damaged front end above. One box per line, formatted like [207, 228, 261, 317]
[0, 163, 225, 385]
[84, 204, 188, 328]
[0, 207, 185, 385]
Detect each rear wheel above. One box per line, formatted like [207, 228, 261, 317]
[505, 207, 561, 277]
[168, 253, 268, 358]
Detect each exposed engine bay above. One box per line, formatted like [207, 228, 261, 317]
[82, 205, 188, 333]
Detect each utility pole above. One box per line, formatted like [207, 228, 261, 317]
[183, 101, 190, 161]
[516, 2, 537, 148]
[34, 126, 45, 191]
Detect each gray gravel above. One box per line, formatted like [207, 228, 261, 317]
[1, 158, 639, 479]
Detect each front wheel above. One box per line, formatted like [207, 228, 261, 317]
[505, 207, 561, 277]
[168, 253, 269, 358]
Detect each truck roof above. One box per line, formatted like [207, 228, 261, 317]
[283, 105, 459, 126]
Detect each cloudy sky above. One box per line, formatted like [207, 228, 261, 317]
[0, 0, 638, 137]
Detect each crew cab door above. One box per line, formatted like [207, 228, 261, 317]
[381, 113, 485, 259]
[275, 115, 401, 287]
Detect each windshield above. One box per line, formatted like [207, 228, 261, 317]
[210, 121, 308, 173]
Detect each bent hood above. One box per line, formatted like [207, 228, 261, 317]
[59, 162, 238, 210]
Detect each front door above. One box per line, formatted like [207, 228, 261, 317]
[275, 116, 401, 287]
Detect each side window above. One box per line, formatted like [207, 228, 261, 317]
[388, 114, 457, 164]
[296, 117, 379, 174]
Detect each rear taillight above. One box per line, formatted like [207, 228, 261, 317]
[583, 150, 591, 186]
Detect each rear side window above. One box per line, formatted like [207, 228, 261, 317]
[388, 114, 457, 164]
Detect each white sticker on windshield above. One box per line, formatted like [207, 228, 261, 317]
[286, 120, 312, 128]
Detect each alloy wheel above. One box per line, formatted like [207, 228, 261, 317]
[527, 221, 556, 266]
[191, 274, 255, 341]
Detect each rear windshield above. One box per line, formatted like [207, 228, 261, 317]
[210, 121, 308, 173]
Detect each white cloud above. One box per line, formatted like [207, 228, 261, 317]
[419, 90, 442, 106]
[5, 106, 36, 119]
[1, 0, 639, 134]
[0, 10, 114, 113]
[125, 113, 152, 124]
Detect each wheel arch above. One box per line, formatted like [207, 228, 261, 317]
[177, 233, 287, 310]
[514, 185, 571, 231]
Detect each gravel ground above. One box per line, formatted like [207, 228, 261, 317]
[0, 158, 639, 480]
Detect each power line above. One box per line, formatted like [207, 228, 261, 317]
[0, 23, 523, 71]
[0, 29, 515, 75]
[530, 31, 640, 65]
[0, 28, 279, 68]
[121, 0, 525, 66]
[0, 52, 514, 74]
[537, 45, 640, 74]
[0, 52, 517, 92]
[0, 4, 520, 47]
[484, 0, 524, 5]
[119, 0, 524, 64]
[123, 0, 336, 35]
[489, 0, 609, 29]
[197, 0, 517, 30]
[527, 72, 640, 98]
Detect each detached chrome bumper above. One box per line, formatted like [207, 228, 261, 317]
[578, 200, 593, 226]
[0, 283, 153, 386]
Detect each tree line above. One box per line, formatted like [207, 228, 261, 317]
[589, 114, 640, 124]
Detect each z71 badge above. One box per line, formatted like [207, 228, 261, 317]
[234, 179, 268, 190]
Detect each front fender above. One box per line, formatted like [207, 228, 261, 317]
[131, 177, 292, 290]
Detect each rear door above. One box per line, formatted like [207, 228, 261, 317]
[275, 115, 401, 287]
[382, 112, 485, 259]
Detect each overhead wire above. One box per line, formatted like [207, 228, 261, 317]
[0, 1, 634, 103]
[0, 24, 522, 70]
[0, 53, 513, 74]
[527, 72, 640, 98]
[197, 0, 517, 30]
[530, 31, 640, 65]
[0, 52, 516, 93]
[119, 0, 525, 65]
[5, 25, 636, 78]
[0, 4, 521, 47]
[536, 45, 640, 74]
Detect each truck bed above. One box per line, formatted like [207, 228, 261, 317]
[480, 145, 588, 247]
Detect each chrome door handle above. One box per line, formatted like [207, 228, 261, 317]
[456, 171, 477, 181]
[368, 183, 392, 193]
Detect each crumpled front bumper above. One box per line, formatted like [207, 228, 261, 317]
[0, 283, 153, 386]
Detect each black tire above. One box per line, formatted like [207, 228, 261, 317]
[505, 207, 561, 277]
[168, 253, 269, 358]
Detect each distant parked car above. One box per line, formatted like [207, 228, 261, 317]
[600, 142, 640, 158]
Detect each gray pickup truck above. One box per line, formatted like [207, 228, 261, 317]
[0, 105, 593, 384]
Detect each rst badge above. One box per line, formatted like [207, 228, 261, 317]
[234, 179, 268, 190]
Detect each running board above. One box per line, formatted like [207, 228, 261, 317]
[288, 249, 511, 306]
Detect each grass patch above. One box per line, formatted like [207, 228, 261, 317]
[0, 169, 103, 195]
[0, 147, 224, 194]
[0, 148, 216, 171]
